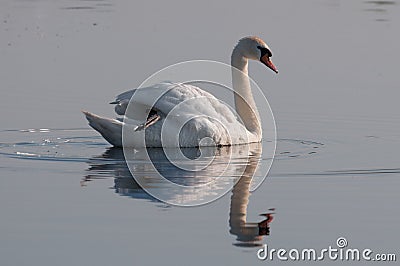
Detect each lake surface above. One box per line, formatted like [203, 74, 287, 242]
[1, 0, 399, 265]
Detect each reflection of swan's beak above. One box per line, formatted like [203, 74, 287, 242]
[260, 55, 278, 74]
[258, 213, 274, 236]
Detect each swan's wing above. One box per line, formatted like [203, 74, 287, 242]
[110, 82, 242, 138]
[109, 82, 183, 116]
[109, 82, 182, 116]
[125, 82, 237, 118]
[109, 89, 136, 116]
[110, 89, 136, 104]
[110, 82, 187, 119]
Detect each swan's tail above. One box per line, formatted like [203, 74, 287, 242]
[82, 111, 123, 147]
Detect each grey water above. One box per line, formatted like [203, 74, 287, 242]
[1, 0, 399, 265]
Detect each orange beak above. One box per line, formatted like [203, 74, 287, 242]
[261, 54, 278, 74]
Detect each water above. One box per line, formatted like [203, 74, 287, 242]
[1, 0, 399, 265]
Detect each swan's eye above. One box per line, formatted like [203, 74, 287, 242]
[257, 45, 272, 58]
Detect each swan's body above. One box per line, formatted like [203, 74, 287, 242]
[83, 36, 278, 147]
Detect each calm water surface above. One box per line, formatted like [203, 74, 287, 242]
[1, 0, 399, 265]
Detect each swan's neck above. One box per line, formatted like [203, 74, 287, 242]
[231, 46, 261, 138]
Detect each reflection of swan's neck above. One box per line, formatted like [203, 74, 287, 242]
[229, 173, 251, 227]
[229, 170, 262, 243]
[231, 45, 261, 138]
[229, 146, 262, 243]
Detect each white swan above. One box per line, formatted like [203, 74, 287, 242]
[83, 36, 278, 147]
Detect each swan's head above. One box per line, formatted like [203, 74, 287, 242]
[235, 36, 278, 74]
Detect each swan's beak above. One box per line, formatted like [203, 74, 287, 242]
[261, 55, 278, 74]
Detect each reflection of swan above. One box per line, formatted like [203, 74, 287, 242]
[83, 36, 278, 147]
[229, 145, 274, 247]
[85, 145, 274, 246]
[85, 146, 248, 200]
[83, 147, 151, 200]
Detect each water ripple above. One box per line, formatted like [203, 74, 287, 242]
[0, 128, 323, 163]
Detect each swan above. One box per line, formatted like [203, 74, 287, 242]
[83, 36, 278, 147]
